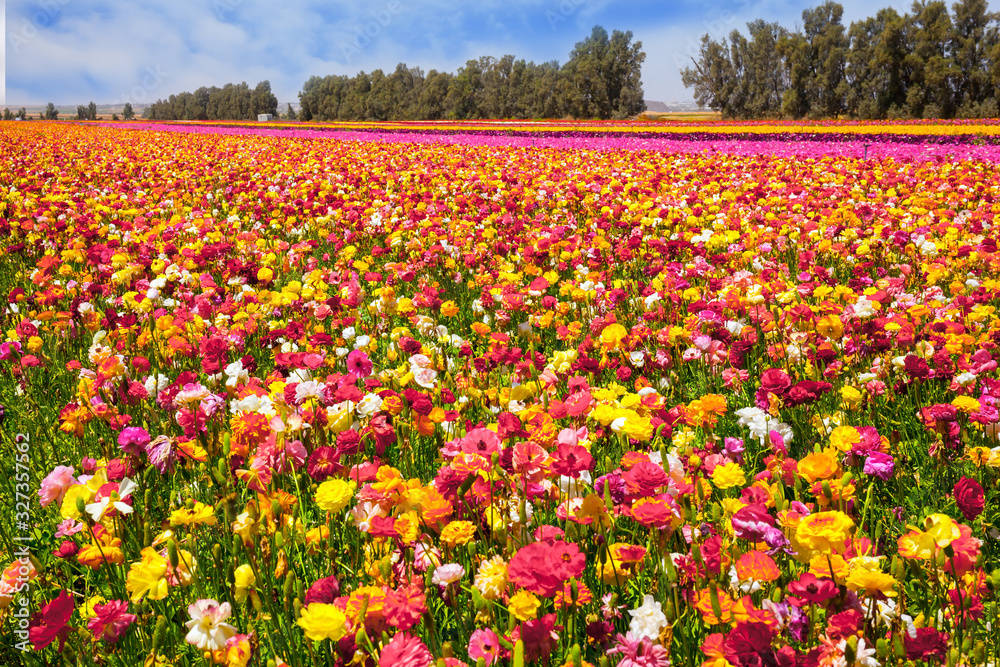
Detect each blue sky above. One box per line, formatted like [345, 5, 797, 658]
[2, 0, 947, 108]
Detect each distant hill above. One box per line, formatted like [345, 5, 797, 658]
[644, 100, 669, 112]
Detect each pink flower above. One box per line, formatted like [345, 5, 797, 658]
[117, 426, 150, 455]
[184, 599, 237, 651]
[38, 466, 77, 507]
[347, 350, 373, 378]
[468, 628, 501, 666]
[87, 600, 136, 644]
[55, 519, 84, 538]
[146, 435, 176, 474]
[378, 632, 434, 667]
[460, 428, 501, 458]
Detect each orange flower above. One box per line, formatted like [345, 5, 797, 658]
[735, 551, 780, 583]
[796, 451, 839, 483]
[693, 587, 734, 625]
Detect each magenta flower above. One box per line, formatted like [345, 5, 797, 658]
[346, 349, 373, 378]
[87, 600, 136, 644]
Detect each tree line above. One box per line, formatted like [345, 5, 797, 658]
[142, 81, 279, 121]
[681, 0, 1000, 119]
[299, 27, 645, 121]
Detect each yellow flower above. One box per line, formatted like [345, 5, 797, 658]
[828, 426, 860, 453]
[60, 484, 95, 520]
[125, 548, 170, 602]
[840, 386, 862, 410]
[816, 315, 843, 339]
[794, 511, 854, 557]
[952, 396, 981, 414]
[712, 462, 745, 490]
[600, 323, 628, 349]
[297, 603, 348, 642]
[233, 564, 258, 605]
[26, 336, 43, 353]
[474, 555, 508, 601]
[440, 520, 476, 547]
[923, 513, 961, 547]
[508, 590, 541, 621]
[897, 529, 937, 560]
[226, 634, 253, 667]
[256, 267, 273, 282]
[620, 414, 654, 442]
[846, 569, 897, 597]
[315, 479, 356, 512]
[169, 502, 217, 527]
[440, 300, 459, 317]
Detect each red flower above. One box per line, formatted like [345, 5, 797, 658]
[786, 573, 837, 606]
[905, 627, 948, 662]
[723, 621, 776, 665]
[826, 609, 862, 640]
[306, 446, 340, 481]
[304, 575, 341, 606]
[622, 461, 669, 496]
[954, 477, 985, 521]
[730, 503, 775, 542]
[384, 583, 427, 631]
[29, 590, 74, 651]
[550, 441, 593, 478]
[759, 368, 792, 396]
[507, 540, 584, 597]
[516, 614, 559, 663]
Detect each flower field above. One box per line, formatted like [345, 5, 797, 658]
[2, 120, 1000, 667]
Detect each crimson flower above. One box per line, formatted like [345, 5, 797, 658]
[29, 590, 74, 651]
[954, 477, 985, 521]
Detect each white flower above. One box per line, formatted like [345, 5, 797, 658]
[342, 327, 356, 341]
[431, 563, 466, 586]
[295, 380, 325, 404]
[223, 360, 248, 390]
[413, 367, 438, 389]
[628, 594, 668, 641]
[729, 564, 761, 594]
[356, 393, 383, 418]
[85, 477, 137, 522]
[853, 296, 877, 318]
[184, 599, 237, 651]
[836, 638, 880, 667]
[955, 372, 977, 387]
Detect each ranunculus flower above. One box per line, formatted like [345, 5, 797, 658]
[29, 590, 74, 650]
[954, 477, 985, 521]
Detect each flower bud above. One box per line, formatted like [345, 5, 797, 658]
[167, 538, 179, 569]
[513, 639, 525, 667]
[152, 615, 168, 651]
